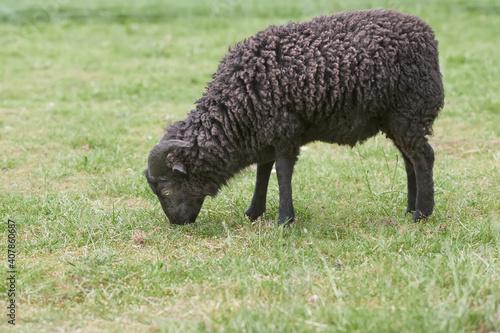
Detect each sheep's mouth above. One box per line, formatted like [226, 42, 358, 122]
[169, 215, 197, 225]
[158, 197, 204, 225]
[163, 212, 199, 225]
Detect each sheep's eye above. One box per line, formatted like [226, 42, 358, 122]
[161, 189, 171, 197]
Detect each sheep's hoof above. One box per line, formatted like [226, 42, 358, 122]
[412, 210, 430, 222]
[278, 215, 295, 227]
[244, 207, 265, 221]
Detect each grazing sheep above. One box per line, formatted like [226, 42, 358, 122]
[145, 9, 444, 225]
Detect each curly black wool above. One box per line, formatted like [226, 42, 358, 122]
[164, 9, 444, 197]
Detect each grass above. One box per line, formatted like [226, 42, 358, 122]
[0, 0, 499, 331]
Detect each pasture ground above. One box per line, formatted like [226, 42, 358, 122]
[0, 0, 499, 332]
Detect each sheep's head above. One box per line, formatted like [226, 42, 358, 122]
[144, 139, 205, 225]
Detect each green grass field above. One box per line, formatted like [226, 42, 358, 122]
[1, 0, 499, 331]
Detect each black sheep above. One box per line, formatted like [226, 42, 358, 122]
[145, 9, 444, 225]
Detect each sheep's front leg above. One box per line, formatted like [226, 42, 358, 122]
[275, 156, 296, 225]
[245, 161, 274, 221]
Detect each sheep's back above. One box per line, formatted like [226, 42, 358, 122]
[204, 9, 443, 148]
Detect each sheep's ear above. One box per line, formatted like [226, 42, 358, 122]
[172, 162, 187, 176]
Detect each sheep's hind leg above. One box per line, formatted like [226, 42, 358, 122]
[403, 141, 435, 221]
[275, 156, 296, 225]
[396, 147, 417, 214]
[245, 161, 274, 221]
